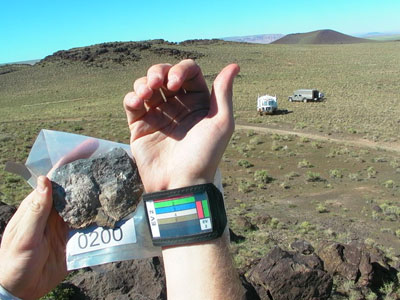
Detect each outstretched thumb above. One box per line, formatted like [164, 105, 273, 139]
[209, 64, 240, 129]
[19, 176, 53, 248]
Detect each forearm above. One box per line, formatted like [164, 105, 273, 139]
[162, 231, 244, 300]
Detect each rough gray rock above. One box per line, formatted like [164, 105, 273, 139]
[50, 148, 143, 228]
[248, 246, 333, 300]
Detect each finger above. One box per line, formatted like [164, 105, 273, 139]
[146, 63, 172, 89]
[143, 88, 169, 111]
[138, 67, 175, 109]
[209, 64, 240, 131]
[166, 59, 208, 93]
[129, 103, 176, 143]
[134, 77, 153, 100]
[124, 91, 147, 124]
[129, 114, 165, 143]
[56, 139, 99, 166]
[49, 139, 99, 176]
[17, 176, 53, 249]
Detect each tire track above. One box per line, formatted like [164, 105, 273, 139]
[235, 124, 400, 154]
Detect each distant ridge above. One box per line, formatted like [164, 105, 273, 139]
[222, 34, 284, 44]
[0, 59, 40, 66]
[358, 32, 400, 41]
[272, 29, 371, 44]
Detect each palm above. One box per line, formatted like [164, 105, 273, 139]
[125, 61, 239, 192]
[131, 98, 225, 192]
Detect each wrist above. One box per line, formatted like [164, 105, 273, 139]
[161, 226, 229, 250]
[144, 178, 210, 194]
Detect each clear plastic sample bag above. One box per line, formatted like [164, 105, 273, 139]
[7, 129, 160, 270]
[6, 129, 224, 270]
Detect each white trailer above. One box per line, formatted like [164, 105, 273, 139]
[257, 94, 278, 115]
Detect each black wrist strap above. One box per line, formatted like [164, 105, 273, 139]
[143, 183, 227, 247]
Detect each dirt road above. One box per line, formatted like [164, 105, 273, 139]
[236, 124, 400, 154]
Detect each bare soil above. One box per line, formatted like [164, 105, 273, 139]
[236, 124, 400, 153]
[220, 125, 400, 272]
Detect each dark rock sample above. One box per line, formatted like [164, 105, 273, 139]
[66, 258, 166, 300]
[50, 148, 143, 228]
[0, 201, 16, 243]
[317, 241, 398, 292]
[248, 246, 333, 300]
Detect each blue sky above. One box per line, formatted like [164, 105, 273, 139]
[1, 0, 399, 64]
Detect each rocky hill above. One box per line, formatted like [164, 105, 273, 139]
[39, 40, 206, 68]
[272, 29, 371, 44]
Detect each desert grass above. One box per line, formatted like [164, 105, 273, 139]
[2, 40, 400, 298]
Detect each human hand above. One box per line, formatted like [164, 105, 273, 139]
[123, 59, 240, 192]
[0, 139, 98, 299]
[0, 176, 67, 300]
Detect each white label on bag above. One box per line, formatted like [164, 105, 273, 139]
[67, 217, 136, 256]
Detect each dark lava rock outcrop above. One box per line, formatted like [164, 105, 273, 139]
[40, 40, 204, 68]
[317, 241, 398, 291]
[290, 239, 315, 255]
[50, 148, 143, 228]
[0, 201, 16, 243]
[248, 246, 333, 300]
[67, 258, 166, 300]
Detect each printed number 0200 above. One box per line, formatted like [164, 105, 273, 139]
[78, 227, 123, 249]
